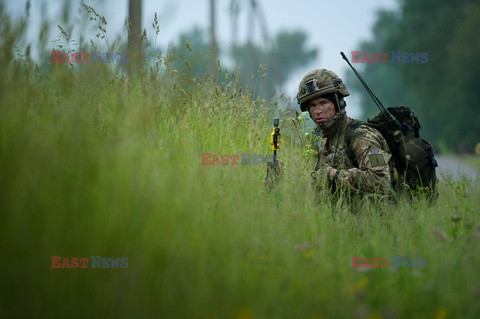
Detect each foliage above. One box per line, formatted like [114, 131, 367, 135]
[168, 27, 317, 100]
[271, 30, 318, 85]
[347, 0, 480, 152]
[168, 27, 210, 77]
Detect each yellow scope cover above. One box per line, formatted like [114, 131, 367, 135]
[270, 128, 281, 151]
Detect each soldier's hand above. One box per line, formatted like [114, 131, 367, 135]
[312, 164, 335, 184]
[328, 168, 338, 182]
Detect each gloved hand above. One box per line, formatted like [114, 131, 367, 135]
[311, 164, 335, 183]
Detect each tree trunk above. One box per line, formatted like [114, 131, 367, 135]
[128, 0, 143, 76]
[209, 0, 218, 76]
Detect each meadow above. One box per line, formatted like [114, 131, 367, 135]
[1, 17, 480, 319]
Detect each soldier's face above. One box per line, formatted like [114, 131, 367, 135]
[307, 97, 336, 127]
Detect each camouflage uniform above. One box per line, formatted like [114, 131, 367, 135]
[312, 115, 393, 197]
[295, 69, 394, 200]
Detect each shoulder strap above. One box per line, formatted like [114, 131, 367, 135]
[344, 120, 365, 167]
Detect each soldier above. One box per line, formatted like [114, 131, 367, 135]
[297, 69, 394, 200]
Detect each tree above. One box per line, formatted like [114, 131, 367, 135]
[272, 30, 317, 86]
[168, 27, 210, 77]
[235, 29, 318, 98]
[168, 27, 318, 101]
[128, 0, 143, 75]
[348, 0, 480, 152]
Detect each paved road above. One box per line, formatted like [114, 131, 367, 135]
[435, 155, 479, 184]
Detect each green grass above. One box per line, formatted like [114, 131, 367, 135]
[2, 39, 480, 319]
[461, 155, 480, 170]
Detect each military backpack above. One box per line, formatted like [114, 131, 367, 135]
[345, 105, 438, 200]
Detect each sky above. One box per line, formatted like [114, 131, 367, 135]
[5, 0, 399, 117]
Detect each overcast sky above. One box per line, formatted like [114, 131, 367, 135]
[5, 0, 398, 117]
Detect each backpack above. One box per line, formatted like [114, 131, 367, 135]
[345, 106, 438, 200]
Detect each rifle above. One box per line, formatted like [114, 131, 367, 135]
[269, 118, 281, 165]
[264, 117, 281, 188]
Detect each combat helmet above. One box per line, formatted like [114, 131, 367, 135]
[297, 69, 350, 112]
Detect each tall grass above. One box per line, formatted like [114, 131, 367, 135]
[1, 6, 480, 319]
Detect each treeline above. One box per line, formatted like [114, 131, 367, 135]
[347, 0, 480, 153]
[165, 27, 317, 101]
[2, 0, 317, 108]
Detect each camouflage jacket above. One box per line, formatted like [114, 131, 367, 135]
[312, 115, 393, 196]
